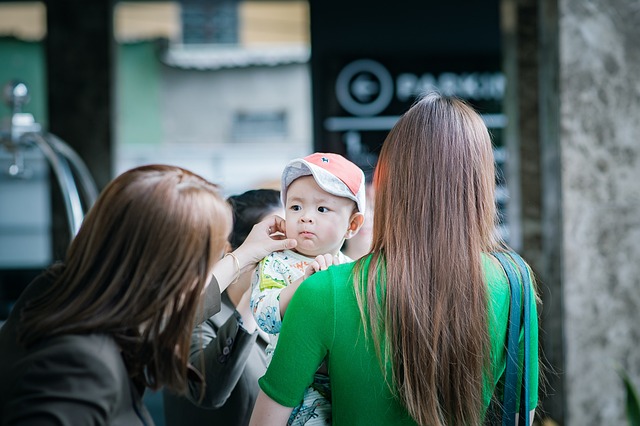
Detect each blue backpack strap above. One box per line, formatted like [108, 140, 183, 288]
[492, 252, 522, 426]
[507, 252, 533, 423]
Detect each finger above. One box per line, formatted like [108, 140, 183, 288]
[315, 255, 327, 270]
[305, 261, 320, 278]
[258, 216, 277, 234]
[272, 216, 287, 234]
[284, 238, 297, 250]
[326, 254, 336, 266]
[321, 253, 335, 269]
[273, 238, 296, 251]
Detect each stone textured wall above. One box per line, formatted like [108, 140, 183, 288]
[560, 0, 640, 423]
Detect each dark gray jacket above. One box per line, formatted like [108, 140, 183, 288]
[163, 293, 268, 426]
[0, 273, 221, 426]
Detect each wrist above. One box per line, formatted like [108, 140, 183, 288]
[224, 252, 241, 284]
[232, 246, 257, 274]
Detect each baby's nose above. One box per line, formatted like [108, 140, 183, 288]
[300, 214, 314, 223]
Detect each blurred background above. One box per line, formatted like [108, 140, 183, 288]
[1, 1, 639, 425]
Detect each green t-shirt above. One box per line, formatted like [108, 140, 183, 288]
[259, 253, 539, 425]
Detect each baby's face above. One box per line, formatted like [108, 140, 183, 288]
[285, 176, 357, 257]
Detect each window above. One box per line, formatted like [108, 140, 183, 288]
[232, 111, 287, 140]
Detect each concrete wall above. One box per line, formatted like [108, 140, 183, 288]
[506, 0, 640, 423]
[559, 0, 640, 423]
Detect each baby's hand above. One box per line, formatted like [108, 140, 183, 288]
[303, 254, 343, 280]
[281, 254, 345, 318]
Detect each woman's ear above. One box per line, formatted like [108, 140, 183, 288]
[344, 212, 365, 240]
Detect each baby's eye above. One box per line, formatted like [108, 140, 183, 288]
[318, 206, 329, 213]
[290, 205, 301, 211]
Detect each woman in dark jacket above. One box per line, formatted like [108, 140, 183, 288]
[164, 189, 283, 426]
[0, 166, 295, 425]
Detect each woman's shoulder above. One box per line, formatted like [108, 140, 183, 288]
[31, 333, 127, 379]
[1, 333, 127, 404]
[301, 260, 358, 298]
[4, 276, 128, 383]
[482, 253, 509, 284]
[39, 332, 120, 354]
[481, 252, 517, 307]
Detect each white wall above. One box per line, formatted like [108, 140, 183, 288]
[117, 61, 312, 197]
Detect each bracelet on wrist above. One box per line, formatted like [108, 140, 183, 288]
[224, 252, 241, 284]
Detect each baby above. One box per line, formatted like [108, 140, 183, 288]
[250, 152, 366, 425]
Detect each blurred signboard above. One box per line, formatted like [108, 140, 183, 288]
[316, 55, 505, 162]
[308, 0, 503, 160]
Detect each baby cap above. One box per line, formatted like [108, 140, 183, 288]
[281, 152, 366, 213]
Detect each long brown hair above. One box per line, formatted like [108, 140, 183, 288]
[18, 164, 232, 392]
[355, 93, 501, 425]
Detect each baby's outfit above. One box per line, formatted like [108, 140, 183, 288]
[251, 249, 351, 426]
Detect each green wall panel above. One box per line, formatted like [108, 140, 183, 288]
[116, 41, 162, 146]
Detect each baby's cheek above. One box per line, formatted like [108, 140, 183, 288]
[284, 222, 296, 238]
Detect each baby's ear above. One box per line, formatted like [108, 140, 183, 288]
[344, 212, 365, 240]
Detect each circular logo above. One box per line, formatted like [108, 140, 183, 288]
[335, 59, 393, 117]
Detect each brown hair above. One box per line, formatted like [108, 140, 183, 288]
[355, 93, 501, 425]
[18, 164, 232, 392]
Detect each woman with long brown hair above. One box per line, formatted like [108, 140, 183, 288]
[0, 165, 295, 425]
[250, 93, 539, 425]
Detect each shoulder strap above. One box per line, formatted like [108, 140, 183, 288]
[508, 252, 533, 423]
[493, 252, 522, 426]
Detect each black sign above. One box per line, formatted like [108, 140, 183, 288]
[316, 55, 505, 168]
